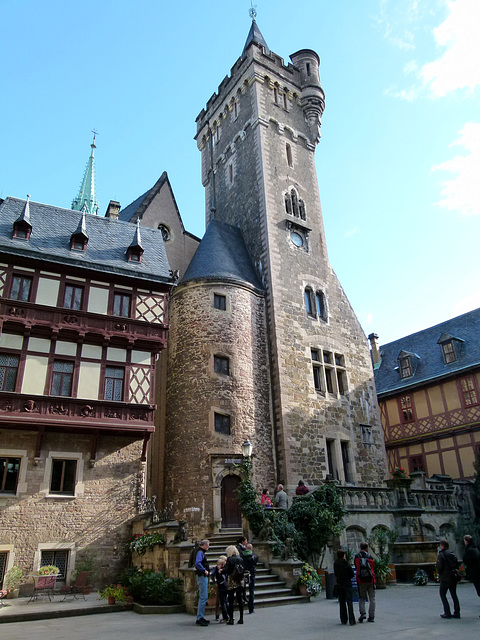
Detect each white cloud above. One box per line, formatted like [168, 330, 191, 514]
[374, 0, 421, 50]
[433, 122, 480, 216]
[420, 0, 480, 97]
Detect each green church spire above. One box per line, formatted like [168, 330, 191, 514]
[72, 132, 99, 215]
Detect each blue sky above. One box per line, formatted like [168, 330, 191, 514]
[1, 0, 479, 345]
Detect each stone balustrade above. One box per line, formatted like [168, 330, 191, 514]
[340, 482, 457, 514]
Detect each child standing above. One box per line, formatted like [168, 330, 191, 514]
[211, 556, 228, 623]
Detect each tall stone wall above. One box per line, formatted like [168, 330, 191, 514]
[0, 428, 144, 583]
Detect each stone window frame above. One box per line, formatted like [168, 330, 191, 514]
[33, 542, 77, 584]
[213, 292, 229, 312]
[284, 187, 306, 221]
[304, 286, 328, 322]
[0, 448, 28, 497]
[211, 409, 232, 436]
[325, 434, 354, 484]
[310, 348, 347, 397]
[361, 425, 374, 446]
[213, 354, 230, 376]
[40, 450, 85, 499]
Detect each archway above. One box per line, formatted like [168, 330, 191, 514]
[221, 474, 242, 528]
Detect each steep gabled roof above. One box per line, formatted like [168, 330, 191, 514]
[0, 197, 172, 284]
[181, 220, 263, 291]
[374, 308, 480, 396]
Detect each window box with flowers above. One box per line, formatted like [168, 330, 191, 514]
[293, 563, 322, 597]
[391, 467, 408, 479]
[125, 531, 166, 556]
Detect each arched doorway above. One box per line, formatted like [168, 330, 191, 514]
[221, 474, 242, 528]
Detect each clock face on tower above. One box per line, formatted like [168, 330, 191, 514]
[290, 230, 304, 247]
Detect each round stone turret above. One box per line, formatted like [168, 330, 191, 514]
[290, 49, 325, 143]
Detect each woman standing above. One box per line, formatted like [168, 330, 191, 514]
[225, 545, 245, 625]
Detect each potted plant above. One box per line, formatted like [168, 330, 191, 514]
[414, 568, 428, 586]
[125, 531, 166, 556]
[5, 566, 24, 599]
[73, 550, 99, 593]
[100, 583, 130, 605]
[38, 565, 60, 576]
[293, 563, 322, 597]
[391, 466, 408, 479]
[207, 583, 217, 607]
[373, 557, 391, 589]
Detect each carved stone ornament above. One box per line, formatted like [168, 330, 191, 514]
[80, 404, 94, 417]
[2, 401, 13, 412]
[105, 408, 121, 419]
[9, 307, 26, 317]
[23, 399, 38, 412]
[113, 322, 127, 331]
[49, 403, 68, 415]
[64, 315, 78, 324]
[129, 410, 148, 421]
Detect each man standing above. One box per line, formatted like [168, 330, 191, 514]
[243, 543, 258, 614]
[354, 542, 376, 623]
[195, 540, 210, 626]
[463, 535, 480, 608]
[437, 539, 461, 619]
[275, 484, 288, 510]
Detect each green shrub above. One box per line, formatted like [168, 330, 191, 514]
[118, 567, 182, 605]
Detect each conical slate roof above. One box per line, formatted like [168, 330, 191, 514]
[181, 220, 263, 291]
[242, 19, 270, 57]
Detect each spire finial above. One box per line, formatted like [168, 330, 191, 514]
[249, 2, 257, 21]
[91, 129, 98, 149]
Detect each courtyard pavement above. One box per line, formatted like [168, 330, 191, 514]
[1, 582, 479, 640]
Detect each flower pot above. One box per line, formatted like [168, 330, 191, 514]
[6, 588, 19, 599]
[299, 584, 308, 596]
[387, 564, 396, 586]
[108, 596, 116, 605]
[376, 577, 387, 590]
[207, 596, 216, 606]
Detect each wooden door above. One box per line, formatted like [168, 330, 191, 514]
[221, 475, 242, 527]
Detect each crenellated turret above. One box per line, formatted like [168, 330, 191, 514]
[290, 49, 325, 144]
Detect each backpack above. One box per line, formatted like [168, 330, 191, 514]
[231, 557, 245, 582]
[357, 555, 374, 582]
[188, 543, 200, 568]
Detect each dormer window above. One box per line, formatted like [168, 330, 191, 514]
[13, 195, 32, 240]
[70, 211, 88, 251]
[437, 333, 462, 364]
[127, 247, 143, 262]
[399, 355, 412, 379]
[441, 341, 456, 364]
[71, 236, 87, 251]
[13, 222, 31, 240]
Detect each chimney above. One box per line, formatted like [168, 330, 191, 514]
[368, 333, 381, 366]
[105, 200, 120, 220]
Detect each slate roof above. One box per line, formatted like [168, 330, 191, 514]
[181, 220, 263, 291]
[242, 19, 270, 57]
[374, 308, 480, 397]
[0, 197, 172, 284]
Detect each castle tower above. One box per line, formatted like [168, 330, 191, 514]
[192, 19, 387, 493]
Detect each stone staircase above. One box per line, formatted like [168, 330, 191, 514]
[205, 528, 309, 609]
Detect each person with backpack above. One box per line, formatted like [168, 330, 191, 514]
[242, 543, 258, 614]
[463, 534, 480, 610]
[225, 545, 245, 625]
[334, 549, 356, 625]
[437, 539, 461, 619]
[354, 542, 376, 623]
[194, 540, 210, 626]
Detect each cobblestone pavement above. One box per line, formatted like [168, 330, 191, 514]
[2, 583, 479, 640]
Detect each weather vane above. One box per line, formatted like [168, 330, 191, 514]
[249, 2, 257, 21]
[91, 129, 98, 147]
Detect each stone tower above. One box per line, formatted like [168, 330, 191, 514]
[163, 19, 387, 530]
[194, 20, 387, 492]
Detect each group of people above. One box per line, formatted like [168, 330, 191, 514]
[194, 536, 258, 627]
[333, 534, 480, 626]
[436, 535, 480, 619]
[261, 481, 309, 509]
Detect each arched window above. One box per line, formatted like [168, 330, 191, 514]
[304, 288, 314, 316]
[316, 291, 326, 320]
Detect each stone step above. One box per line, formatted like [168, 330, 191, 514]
[254, 580, 286, 590]
[250, 587, 292, 599]
[253, 594, 310, 608]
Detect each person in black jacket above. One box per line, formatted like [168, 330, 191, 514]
[225, 545, 244, 625]
[242, 543, 258, 614]
[463, 535, 480, 606]
[437, 539, 461, 619]
[334, 549, 356, 625]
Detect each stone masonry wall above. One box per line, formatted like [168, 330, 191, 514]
[0, 429, 144, 584]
